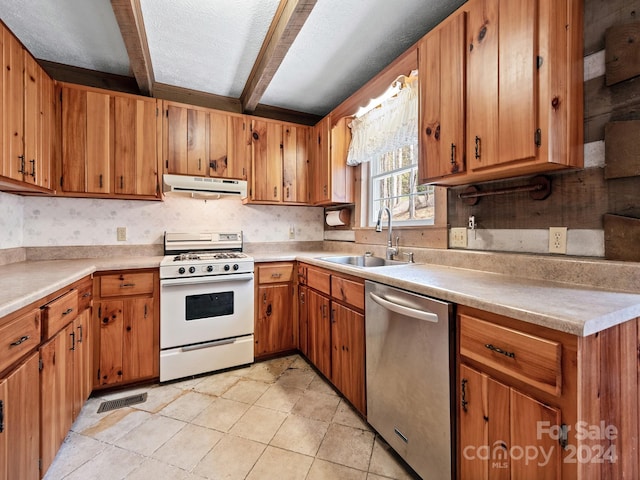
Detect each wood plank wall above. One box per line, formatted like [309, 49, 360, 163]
[448, 0, 640, 231]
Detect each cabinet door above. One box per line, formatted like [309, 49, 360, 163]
[255, 284, 293, 356]
[459, 365, 510, 479]
[330, 302, 365, 414]
[311, 117, 330, 204]
[1, 352, 39, 480]
[97, 301, 124, 386]
[61, 86, 87, 192]
[2, 27, 24, 182]
[466, 0, 499, 171]
[209, 110, 229, 177]
[419, 12, 466, 181]
[228, 115, 249, 180]
[282, 125, 310, 203]
[166, 104, 188, 174]
[187, 108, 208, 175]
[251, 119, 282, 202]
[0, 377, 5, 480]
[23, 54, 39, 186]
[40, 324, 74, 476]
[123, 297, 156, 382]
[85, 91, 111, 193]
[113, 96, 158, 196]
[298, 285, 309, 356]
[511, 389, 561, 479]
[37, 69, 54, 189]
[307, 289, 331, 378]
[73, 309, 92, 419]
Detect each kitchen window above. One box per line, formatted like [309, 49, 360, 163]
[369, 144, 435, 227]
[346, 72, 435, 228]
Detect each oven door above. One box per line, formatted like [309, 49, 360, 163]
[160, 273, 254, 349]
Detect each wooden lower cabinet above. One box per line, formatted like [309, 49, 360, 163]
[0, 352, 40, 480]
[254, 262, 296, 358]
[330, 302, 366, 414]
[459, 364, 561, 479]
[306, 288, 331, 379]
[40, 323, 75, 475]
[93, 269, 159, 388]
[298, 263, 366, 415]
[73, 309, 93, 418]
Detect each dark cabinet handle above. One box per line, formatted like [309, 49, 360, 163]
[450, 143, 456, 164]
[62, 308, 74, 316]
[461, 378, 469, 412]
[77, 325, 83, 343]
[198, 158, 202, 171]
[266, 304, 272, 317]
[273, 186, 278, 198]
[99, 174, 103, 188]
[120, 176, 124, 189]
[120, 283, 136, 288]
[484, 343, 515, 359]
[474, 136, 481, 160]
[82, 292, 91, 298]
[29, 159, 36, 179]
[70, 331, 76, 351]
[10, 335, 30, 347]
[18, 154, 26, 174]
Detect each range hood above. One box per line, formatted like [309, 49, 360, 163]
[163, 174, 247, 198]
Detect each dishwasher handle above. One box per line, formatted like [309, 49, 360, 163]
[369, 292, 439, 323]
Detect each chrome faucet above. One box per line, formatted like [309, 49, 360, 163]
[375, 206, 399, 259]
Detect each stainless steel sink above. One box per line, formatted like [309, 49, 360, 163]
[318, 255, 408, 268]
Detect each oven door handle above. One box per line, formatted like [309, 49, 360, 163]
[161, 273, 254, 287]
[181, 338, 236, 352]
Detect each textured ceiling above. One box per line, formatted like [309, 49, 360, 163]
[0, 0, 465, 117]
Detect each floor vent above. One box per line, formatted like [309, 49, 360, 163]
[97, 393, 147, 413]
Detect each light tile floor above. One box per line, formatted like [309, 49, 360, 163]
[45, 354, 419, 480]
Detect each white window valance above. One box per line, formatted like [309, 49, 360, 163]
[346, 75, 418, 166]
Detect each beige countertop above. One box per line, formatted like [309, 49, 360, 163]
[2, 252, 640, 337]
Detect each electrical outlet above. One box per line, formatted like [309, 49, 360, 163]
[289, 225, 295, 240]
[450, 227, 467, 248]
[117, 227, 127, 242]
[548, 227, 567, 254]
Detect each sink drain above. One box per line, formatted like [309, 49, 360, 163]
[97, 393, 147, 413]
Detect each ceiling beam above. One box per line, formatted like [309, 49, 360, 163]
[241, 0, 317, 113]
[111, 0, 154, 96]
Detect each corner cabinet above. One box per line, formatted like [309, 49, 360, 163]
[419, 0, 583, 185]
[254, 262, 297, 358]
[1, 23, 54, 193]
[298, 263, 366, 415]
[93, 269, 159, 388]
[59, 83, 162, 199]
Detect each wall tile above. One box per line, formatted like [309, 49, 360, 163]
[0, 192, 24, 249]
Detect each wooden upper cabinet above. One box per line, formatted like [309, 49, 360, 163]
[250, 118, 283, 202]
[419, 0, 583, 185]
[187, 108, 208, 175]
[282, 124, 310, 203]
[418, 12, 466, 183]
[209, 111, 249, 180]
[113, 95, 158, 196]
[165, 103, 188, 174]
[310, 116, 353, 206]
[164, 102, 210, 175]
[60, 83, 160, 199]
[1, 25, 53, 191]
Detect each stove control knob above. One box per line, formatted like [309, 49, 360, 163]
[224, 264, 231, 271]
[207, 265, 214, 272]
[233, 264, 240, 271]
[178, 267, 186, 275]
[189, 266, 196, 274]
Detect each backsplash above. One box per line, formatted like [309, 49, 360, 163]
[17, 195, 323, 246]
[0, 192, 24, 249]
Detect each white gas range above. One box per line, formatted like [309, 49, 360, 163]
[159, 232, 254, 382]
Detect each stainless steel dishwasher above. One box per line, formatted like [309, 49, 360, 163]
[365, 280, 455, 480]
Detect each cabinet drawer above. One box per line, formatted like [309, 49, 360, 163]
[460, 314, 562, 396]
[0, 309, 41, 373]
[307, 266, 331, 295]
[258, 263, 294, 284]
[77, 277, 93, 311]
[331, 275, 364, 310]
[100, 272, 155, 297]
[42, 289, 78, 340]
